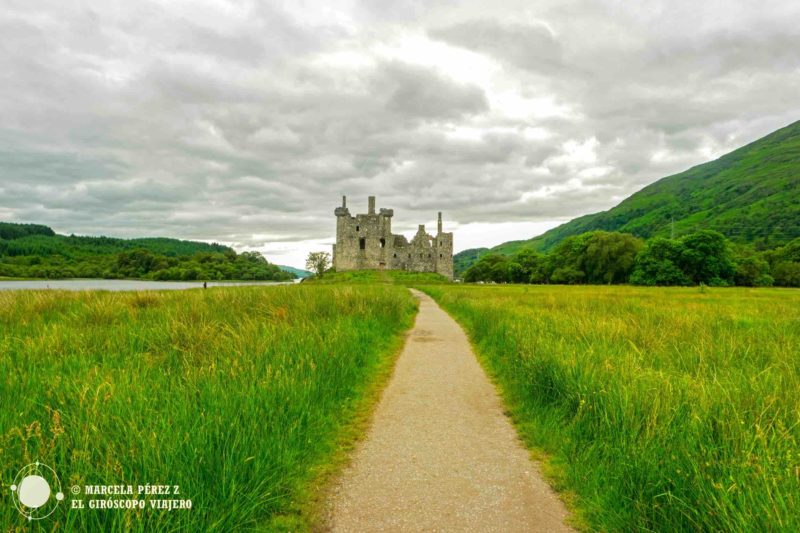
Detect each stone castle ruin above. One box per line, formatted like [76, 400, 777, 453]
[333, 196, 454, 280]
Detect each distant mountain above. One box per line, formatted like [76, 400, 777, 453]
[473, 120, 800, 265]
[278, 265, 312, 278]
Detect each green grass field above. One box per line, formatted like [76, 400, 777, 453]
[305, 270, 449, 285]
[419, 284, 800, 531]
[0, 285, 416, 531]
[4, 277, 798, 531]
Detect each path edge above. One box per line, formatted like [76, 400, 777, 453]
[286, 290, 421, 532]
[413, 284, 588, 532]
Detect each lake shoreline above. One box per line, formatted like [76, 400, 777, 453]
[0, 278, 298, 291]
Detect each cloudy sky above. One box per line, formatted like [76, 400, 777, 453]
[1, 0, 799, 267]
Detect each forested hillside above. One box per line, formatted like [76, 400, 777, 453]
[0, 222, 293, 281]
[459, 120, 799, 272]
[453, 247, 488, 277]
[278, 265, 313, 278]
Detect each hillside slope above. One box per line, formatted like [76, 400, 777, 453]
[0, 222, 232, 258]
[0, 222, 293, 281]
[453, 247, 489, 277]
[278, 265, 312, 278]
[491, 120, 800, 257]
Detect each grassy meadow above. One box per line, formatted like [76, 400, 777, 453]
[420, 284, 800, 531]
[0, 285, 416, 531]
[305, 269, 449, 285]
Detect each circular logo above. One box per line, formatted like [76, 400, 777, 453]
[9, 462, 64, 521]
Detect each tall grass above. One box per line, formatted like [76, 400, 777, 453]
[421, 284, 800, 531]
[307, 270, 449, 285]
[0, 285, 416, 531]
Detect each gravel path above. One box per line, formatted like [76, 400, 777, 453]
[324, 289, 574, 532]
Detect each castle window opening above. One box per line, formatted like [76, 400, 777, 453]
[393, 253, 397, 258]
[380, 238, 386, 248]
[356, 225, 360, 231]
[440, 253, 443, 258]
[359, 237, 366, 250]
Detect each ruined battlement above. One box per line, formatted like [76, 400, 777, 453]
[333, 196, 453, 280]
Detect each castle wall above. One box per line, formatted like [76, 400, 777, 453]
[333, 196, 454, 279]
[434, 232, 454, 279]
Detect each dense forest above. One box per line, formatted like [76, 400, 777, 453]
[463, 230, 800, 287]
[0, 222, 294, 281]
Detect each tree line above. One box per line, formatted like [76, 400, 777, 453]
[0, 222, 293, 281]
[0, 248, 294, 281]
[0, 222, 55, 240]
[463, 230, 800, 287]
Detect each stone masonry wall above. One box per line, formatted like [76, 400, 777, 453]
[333, 196, 453, 279]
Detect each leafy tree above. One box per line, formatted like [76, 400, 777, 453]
[763, 237, 800, 264]
[306, 251, 331, 277]
[584, 231, 644, 284]
[181, 268, 200, 281]
[678, 230, 735, 285]
[463, 250, 547, 284]
[116, 249, 157, 277]
[781, 238, 800, 262]
[489, 261, 511, 283]
[511, 248, 547, 283]
[734, 255, 773, 287]
[550, 265, 585, 284]
[762, 237, 800, 287]
[543, 232, 641, 285]
[463, 254, 510, 282]
[630, 238, 690, 286]
[545, 233, 592, 284]
[773, 262, 800, 287]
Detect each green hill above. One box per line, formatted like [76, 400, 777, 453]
[0, 222, 233, 258]
[0, 222, 293, 281]
[483, 120, 800, 260]
[453, 247, 489, 277]
[278, 265, 312, 278]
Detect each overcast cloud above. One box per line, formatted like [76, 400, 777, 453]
[1, 0, 799, 267]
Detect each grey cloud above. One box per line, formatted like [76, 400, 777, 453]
[0, 0, 799, 265]
[380, 61, 489, 119]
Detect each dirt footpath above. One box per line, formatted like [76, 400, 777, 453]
[324, 289, 574, 532]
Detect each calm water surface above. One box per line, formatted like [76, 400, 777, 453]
[0, 279, 297, 291]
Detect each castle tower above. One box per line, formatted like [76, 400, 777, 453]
[333, 195, 351, 270]
[434, 212, 453, 280]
